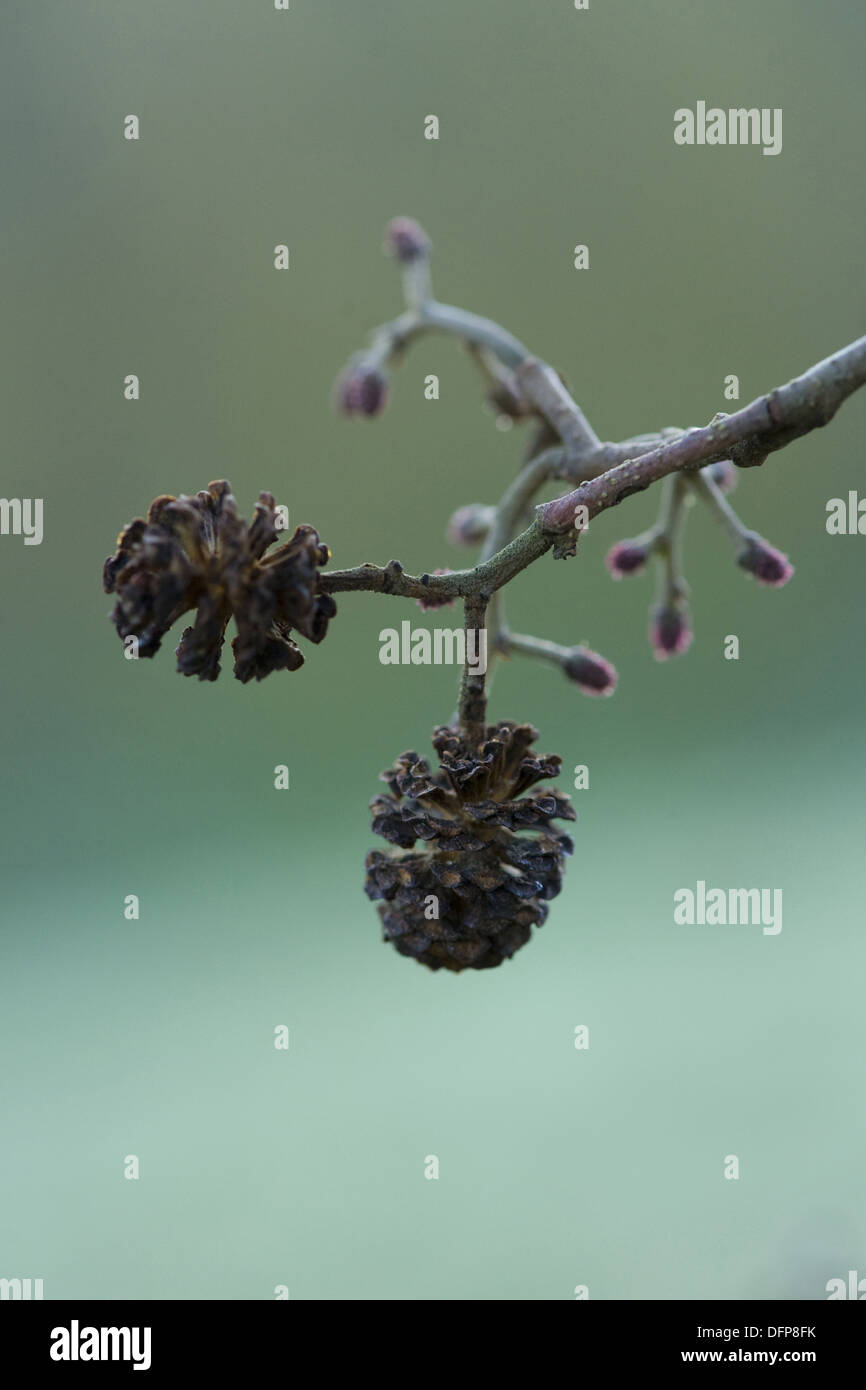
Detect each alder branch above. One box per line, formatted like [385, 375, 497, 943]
[319, 525, 551, 602]
[334, 220, 866, 606]
[324, 333, 866, 602]
[540, 336, 866, 534]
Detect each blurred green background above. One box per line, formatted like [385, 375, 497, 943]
[1, 0, 864, 1300]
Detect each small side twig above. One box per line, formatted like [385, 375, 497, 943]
[458, 592, 489, 747]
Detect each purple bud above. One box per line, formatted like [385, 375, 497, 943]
[706, 459, 738, 494]
[385, 217, 431, 264]
[335, 364, 389, 418]
[446, 504, 495, 547]
[736, 535, 794, 588]
[562, 645, 618, 697]
[650, 600, 692, 661]
[605, 538, 650, 580]
[417, 569, 455, 611]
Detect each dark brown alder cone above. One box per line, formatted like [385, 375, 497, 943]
[365, 721, 576, 972]
[103, 480, 336, 681]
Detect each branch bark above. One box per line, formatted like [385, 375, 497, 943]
[323, 332, 866, 603]
[458, 593, 489, 747]
[332, 228, 866, 651]
[540, 336, 866, 533]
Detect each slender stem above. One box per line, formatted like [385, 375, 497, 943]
[364, 309, 421, 367]
[418, 300, 529, 368]
[691, 468, 751, 546]
[479, 453, 560, 663]
[655, 472, 680, 539]
[401, 259, 432, 312]
[500, 631, 571, 667]
[458, 593, 489, 748]
[513, 358, 601, 455]
[463, 342, 526, 413]
[655, 475, 690, 602]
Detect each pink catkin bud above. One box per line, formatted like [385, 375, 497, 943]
[706, 459, 738, 494]
[336, 364, 389, 418]
[649, 600, 692, 661]
[562, 646, 618, 697]
[385, 217, 431, 264]
[736, 536, 794, 588]
[446, 504, 495, 547]
[605, 539, 650, 579]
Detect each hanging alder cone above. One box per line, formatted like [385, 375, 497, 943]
[365, 721, 576, 972]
